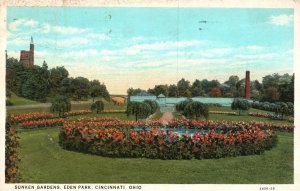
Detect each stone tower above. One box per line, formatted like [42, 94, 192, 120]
[20, 37, 34, 67]
[245, 70, 250, 99]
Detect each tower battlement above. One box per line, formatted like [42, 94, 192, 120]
[20, 37, 34, 67]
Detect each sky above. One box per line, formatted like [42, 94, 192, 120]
[6, 7, 294, 94]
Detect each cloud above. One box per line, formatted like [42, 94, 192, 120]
[228, 60, 256, 67]
[8, 18, 90, 35]
[234, 53, 276, 59]
[8, 19, 38, 31]
[52, 26, 89, 34]
[7, 37, 29, 46]
[269, 14, 293, 26]
[127, 40, 203, 52]
[87, 33, 110, 40]
[245, 45, 264, 51]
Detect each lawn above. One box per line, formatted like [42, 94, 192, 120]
[17, 128, 293, 183]
[8, 93, 41, 105]
[10, 103, 294, 183]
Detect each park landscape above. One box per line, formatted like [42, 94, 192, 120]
[4, 7, 295, 184]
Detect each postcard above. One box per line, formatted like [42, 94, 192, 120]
[1, 0, 299, 191]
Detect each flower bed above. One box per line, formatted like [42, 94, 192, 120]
[249, 112, 294, 122]
[8, 112, 54, 124]
[19, 118, 65, 129]
[167, 119, 294, 132]
[59, 118, 278, 160]
[64, 110, 92, 116]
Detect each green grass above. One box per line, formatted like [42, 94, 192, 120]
[17, 128, 293, 183]
[151, 109, 163, 120]
[7, 101, 126, 115]
[8, 93, 41, 105]
[207, 114, 293, 125]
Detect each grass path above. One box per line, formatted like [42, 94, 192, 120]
[17, 128, 293, 183]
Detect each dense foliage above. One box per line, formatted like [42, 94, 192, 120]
[91, 101, 104, 114]
[127, 73, 294, 103]
[126, 101, 152, 121]
[5, 122, 20, 183]
[6, 57, 110, 103]
[143, 100, 159, 114]
[231, 98, 250, 115]
[175, 99, 193, 113]
[251, 101, 294, 120]
[59, 118, 278, 160]
[50, 95, 71, 117]
[184, 101, 209, 120]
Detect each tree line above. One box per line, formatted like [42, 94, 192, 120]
[127, 73, 294, 103]
[6, 57, 110, 103]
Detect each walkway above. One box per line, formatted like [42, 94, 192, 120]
[159, 106, 175, 124]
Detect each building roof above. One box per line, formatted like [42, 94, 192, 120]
[157, 94, 166, 98]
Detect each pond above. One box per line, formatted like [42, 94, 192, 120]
[134, 127, 208, 136]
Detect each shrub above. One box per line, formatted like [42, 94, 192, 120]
[91, 100, 104, 114]
[50, 95, 71, 117]
[175, 98, 193, 113]
[231, 98, 250, 115]
[143, 100, 159, 114]
[184, 101, 209, 120]
[126, 101, 152, 121]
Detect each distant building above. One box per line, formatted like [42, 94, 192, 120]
[20, 37, 34, 67]
[157, 94, 166, 106]
[245, 71, 250, 99]
[129, 91, 157, 102]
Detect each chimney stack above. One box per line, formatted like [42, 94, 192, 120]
[245, 71, 250, 99]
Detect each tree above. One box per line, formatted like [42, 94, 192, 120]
[177, 78, 190, 96]
[191, 79, 202, 97]
[6, 57, 24, 93]
[176, 98, 193, 113]
[263, 87, 280, 102]
[148, 85, 168, 96]
[183, 101, 209, 120]
[275, 102, 289, 120]
[49, 66, 69, 96]
[70, 77, 90, 100]
[225, 75, 239, 88]
[209, 87, 222, 97]
[88, 80, 110, 102]
[126, 101, 151, 121]
[168, 84, 178, 97]
[278, 74, 294, 102]
[19, 65, 50, 102]
[91, 100, 104, 114]
[231, 98, 250, 115]
[143, 100, 159, 114]
[60, 77, 72, 97]
[262, 74, 280, 89]
[50, 95, 71, 117]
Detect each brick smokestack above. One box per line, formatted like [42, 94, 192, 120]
[245, 70, 250, 99]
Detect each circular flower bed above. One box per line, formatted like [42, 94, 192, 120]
[59, 118, 279, 160]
